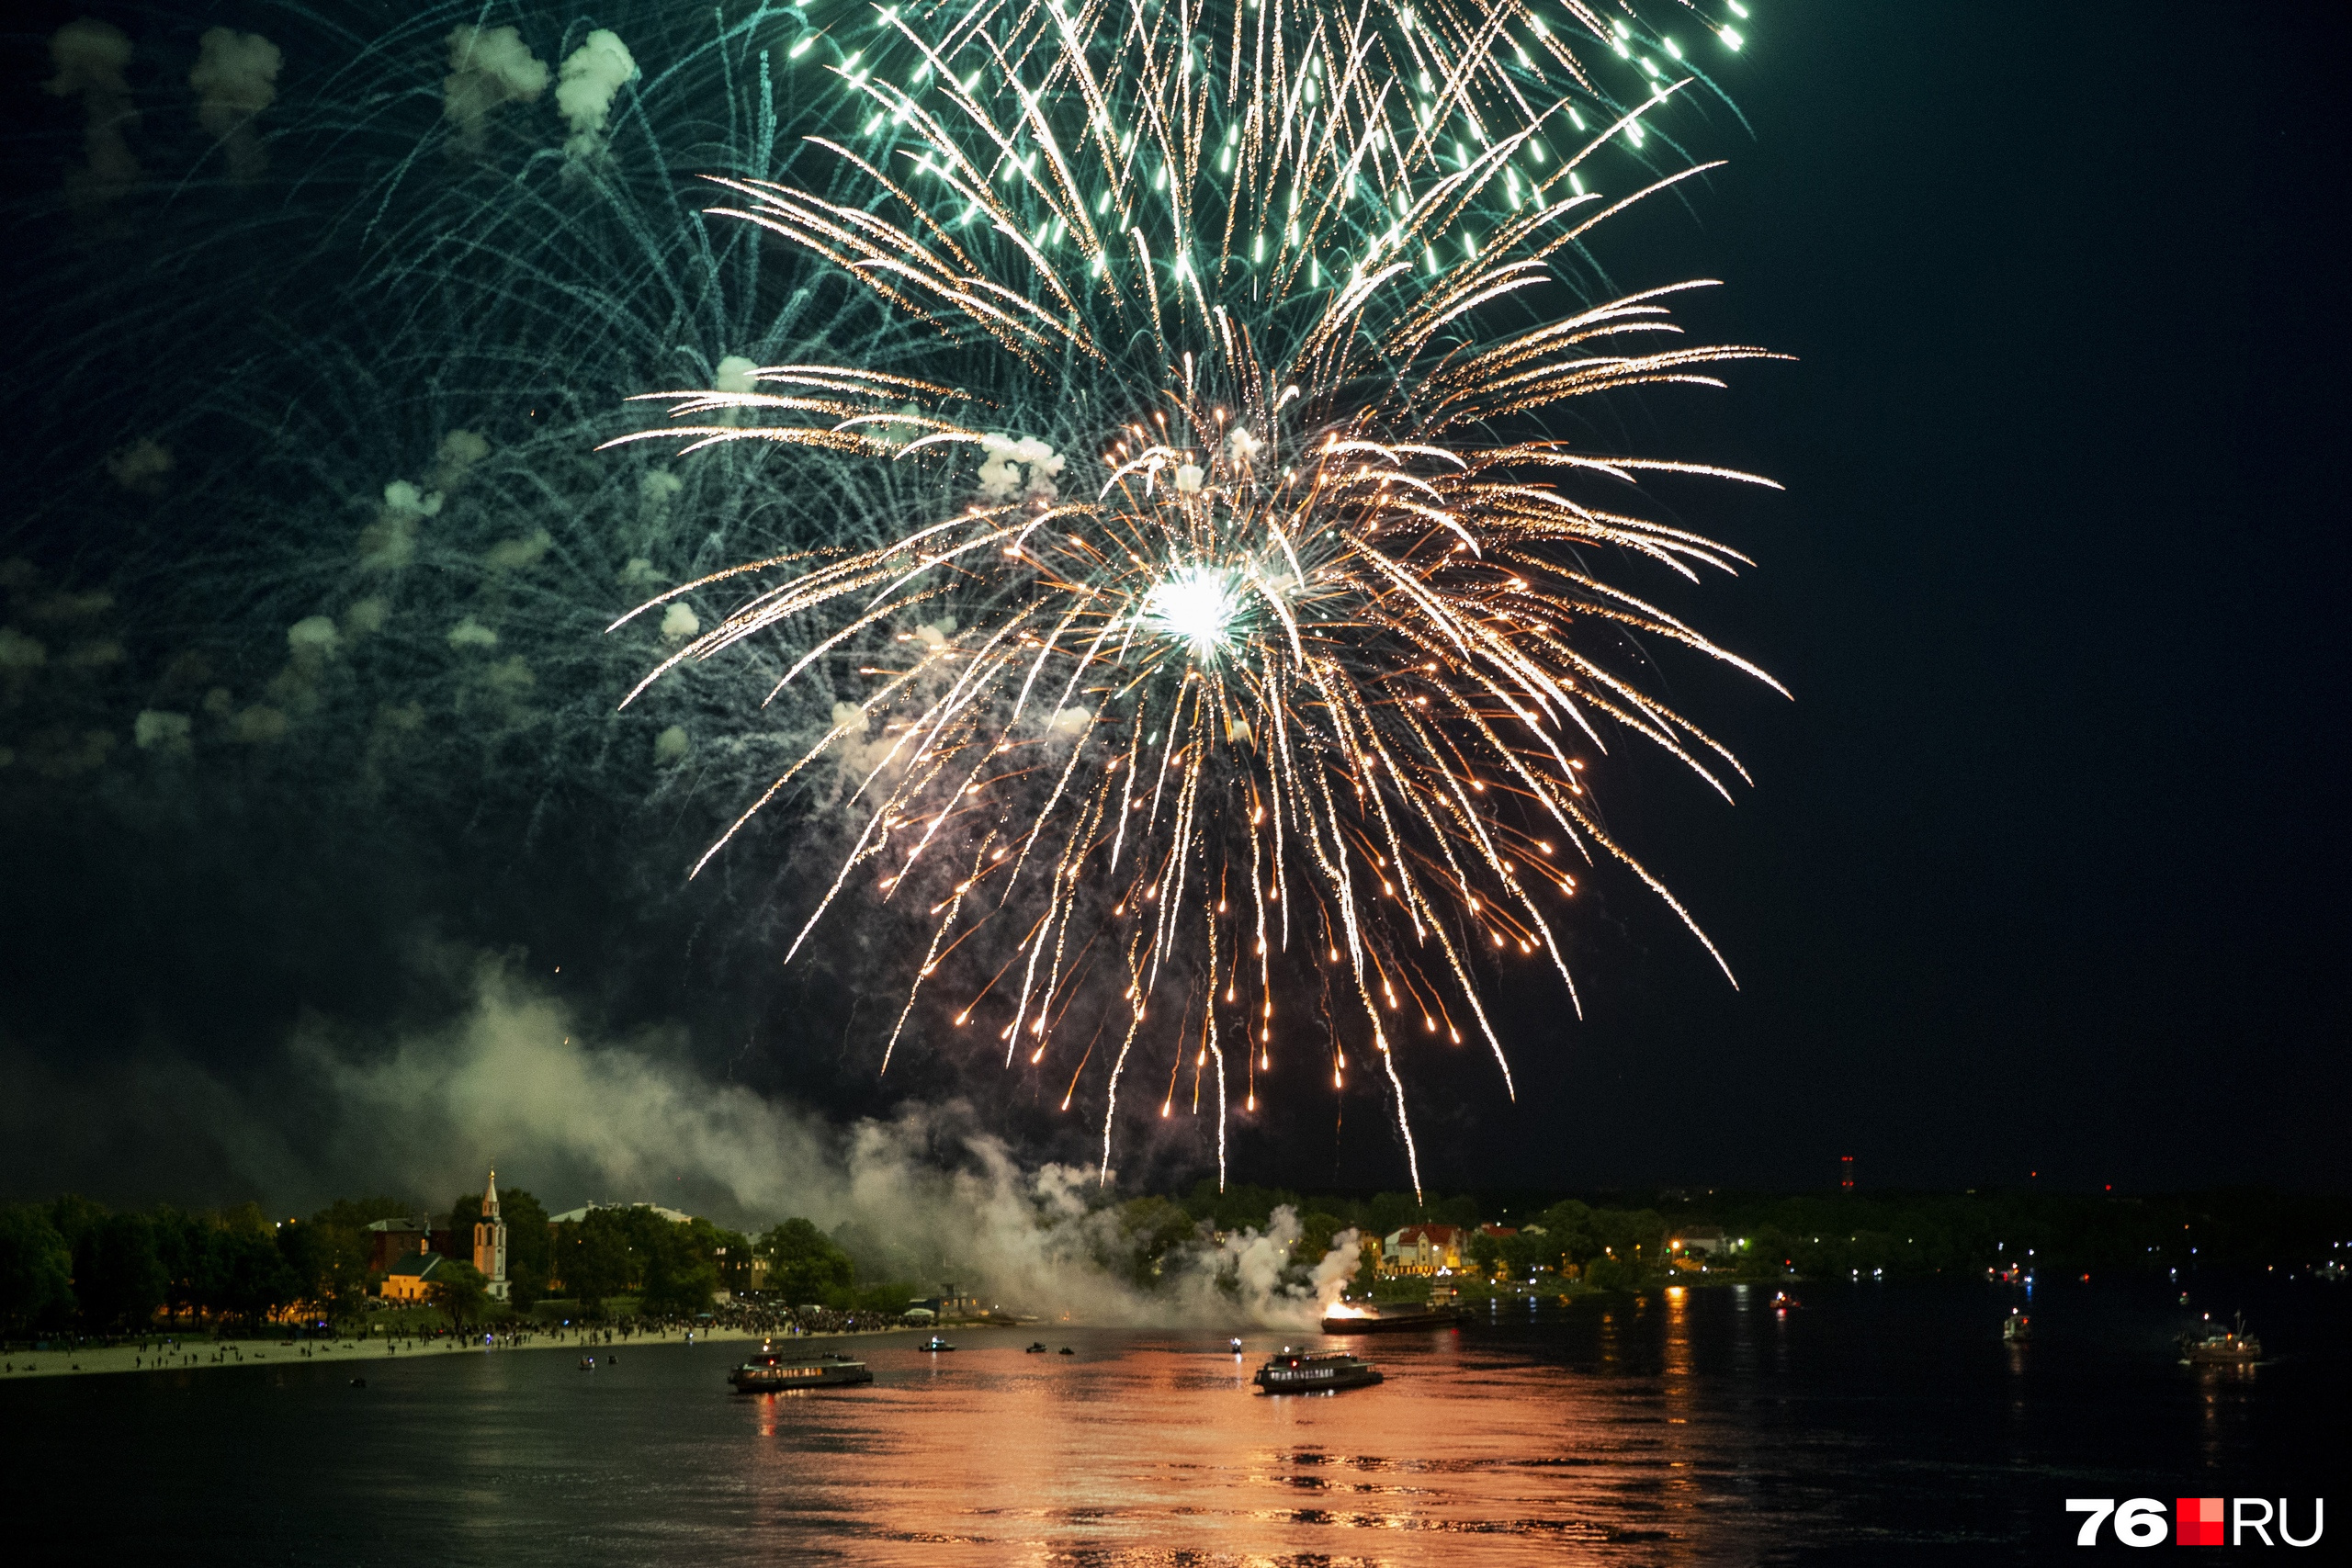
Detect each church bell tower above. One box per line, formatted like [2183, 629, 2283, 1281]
[474, 1168, 510, 1301]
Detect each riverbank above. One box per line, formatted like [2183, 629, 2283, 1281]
[0, 1322, 927, 1382]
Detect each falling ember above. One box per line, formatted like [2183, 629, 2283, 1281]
[607, 0, 1781, 1201]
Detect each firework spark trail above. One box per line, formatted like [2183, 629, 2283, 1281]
[605, 0, 1781, 1197]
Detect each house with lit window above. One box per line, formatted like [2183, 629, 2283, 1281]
[1379, 1224, 1464, 1276]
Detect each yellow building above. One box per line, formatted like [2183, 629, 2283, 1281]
[379, 1252, 454, 1303]
[1378, 1224, 1464, 1276]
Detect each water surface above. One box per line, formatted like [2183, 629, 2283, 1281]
[6, 1280, 2338, 1564]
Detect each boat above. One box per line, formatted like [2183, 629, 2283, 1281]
[578, 1357, 595, 1371]
[2180, 1314, 2261, 1365]
[919, 1336, 956, 1352]
[1318, 1301, 1462, 1334]
[1057, 1347, 1074, 1355]
[1253, 1348, 1384, 1393]
[728, 1346, 875, 1392]
[2002, 1310, 2031, 1344]
[1025, 1342, 1048, 1353]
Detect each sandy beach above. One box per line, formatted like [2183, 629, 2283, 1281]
[0, 1323, 929, 1382]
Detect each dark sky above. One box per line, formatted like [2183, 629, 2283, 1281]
[1435, 0, 2352, 1195]
[3, 1, 2347, 1206]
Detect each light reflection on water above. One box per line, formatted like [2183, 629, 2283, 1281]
[6, 1280, 2340, 1565]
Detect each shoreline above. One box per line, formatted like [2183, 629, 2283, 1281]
[0, 1322, 937, 1383]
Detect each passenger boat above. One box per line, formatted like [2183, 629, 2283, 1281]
[2180, 1314, 2261, 1365]
[1318, 1301, 1461, 1335]
[2002, 1310, 2031, 1344]
[1253, 1348, 1383, 1393]
[728, 1345, 874, 1392]
[919, 1336, 956, 1352]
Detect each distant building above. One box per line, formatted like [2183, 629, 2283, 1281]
[380, 1252, 452, 1303]
[548, 1201, 695, 1225]
[474, 1169, 510, 1302]
[1671, 1225, 1731, 1258]
[364, 1216, 432, 1274]
[1380, 1224, 1464, 1276]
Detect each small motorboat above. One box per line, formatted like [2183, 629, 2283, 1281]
[2180, 1314, 2261, 1365]
[1772, 1292, 1801, 1316]
[1253, 1348, 1382, 1394]
[578, 1357, 595, 1371]
[1228, 1337, 1243, 1354]
[1025, 1342, 1048, 1353]
[2003, 1310, 2031, 1344]
[920, 1336, 956, 1352]
[729, 1345, 874, 1392]
[1058, 1347, 1074, 1355]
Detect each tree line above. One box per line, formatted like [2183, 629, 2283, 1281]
[0, 1189, 926, 1336]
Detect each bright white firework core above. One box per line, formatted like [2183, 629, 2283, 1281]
[1140, 566, 1244, 654]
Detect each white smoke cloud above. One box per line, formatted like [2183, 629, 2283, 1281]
[46, 19, 141, 212]
[133, 709, 193, 753]
[442, 26, 548, 150]
[0, 626, 46, 672]
[359, 480, 441, 570]
[659, 603, 700, 642]
[287, 615, 339, 660]
[654, 724, 689, 763]
[555, 30, 637, 161]
[977, 434, 1065, 502]
[267, 961, 1356, 1326]
[447, 616, 499, 649]
[107, 438, 173, 496]
[188, 28, 281, 179]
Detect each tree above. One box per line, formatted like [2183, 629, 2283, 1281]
[762, 1218, 855, 1306]
[1294, 1212, 1346, 1267]
[500, 1189, 552, 1309]
[1363, 1191, 1419, 1240]
[447, 1193, 483, 1259]
[78, 1213, 168, 1331]
[1112, 1197, 1198, 1289]
[209, 1209, 299, 1327]
[641, 1220, 721, 1317]
[560, 1213, 635, 1313]
[429, 1260, 491, 1332]
[1465, 1228, 1502, 1280]
[300, 1199, 407, 1325]
[0, 1204, 75, 1333]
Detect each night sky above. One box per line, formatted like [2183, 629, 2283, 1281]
[3, 1, 2346, 1209]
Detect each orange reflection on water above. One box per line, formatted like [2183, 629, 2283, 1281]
[722, 1325, 1752, 1564]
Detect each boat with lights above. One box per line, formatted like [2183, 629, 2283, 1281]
[728, 1345, 874, 1392]
[1253, 1348, 1384, 1393]
[2179, 1314, 2261, 1366]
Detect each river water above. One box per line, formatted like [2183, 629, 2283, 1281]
[5, 1279, 2339, 1564]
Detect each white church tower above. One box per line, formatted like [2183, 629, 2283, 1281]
[474, 1168, 510, 1301]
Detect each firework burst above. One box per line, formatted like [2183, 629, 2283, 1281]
[608, 0, 1782, 1195]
